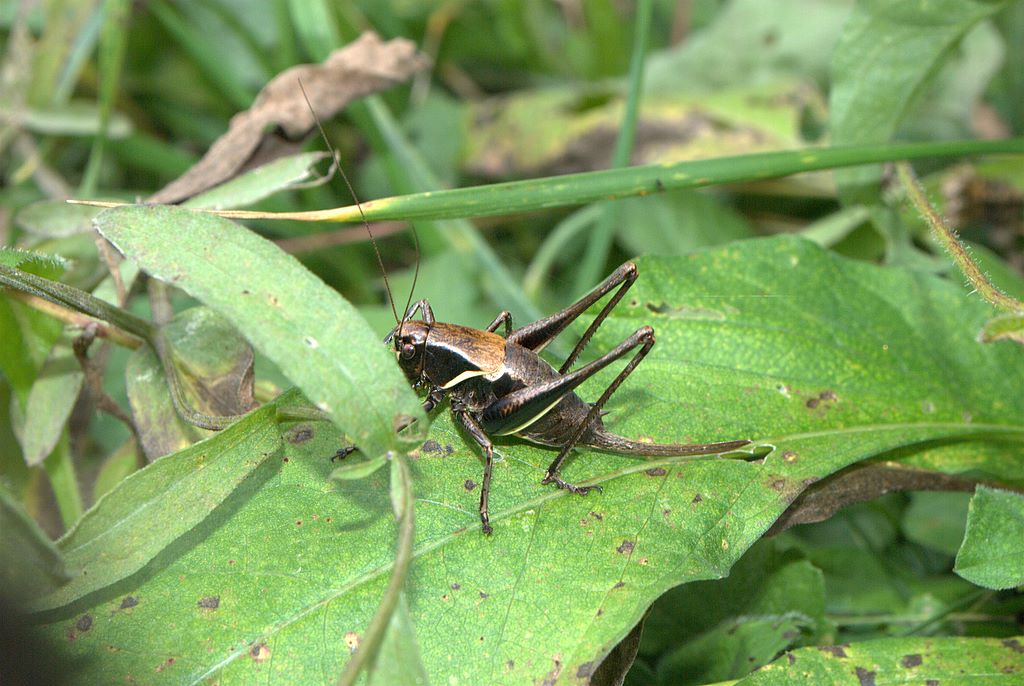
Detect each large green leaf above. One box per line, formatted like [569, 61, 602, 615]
[94, 204, 424, 459]
[29, 403, 280, 612]
[35, 237, 1024, 684]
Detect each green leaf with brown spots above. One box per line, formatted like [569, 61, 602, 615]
[733, 635, 1024, 685]
[28, 402, 280, 612]
[30, 236, 1024, 685]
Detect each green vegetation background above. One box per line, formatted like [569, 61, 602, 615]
[1, 1, 1023, 685]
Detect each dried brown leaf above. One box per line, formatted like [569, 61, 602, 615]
[149, 32, 429, 204]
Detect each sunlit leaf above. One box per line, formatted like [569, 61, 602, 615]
[34, 237, 1024, 683]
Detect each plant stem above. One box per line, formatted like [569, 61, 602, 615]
[897, 161, 1023, 313]
[336, 453, 415, 686]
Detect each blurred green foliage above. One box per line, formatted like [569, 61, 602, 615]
[2, 1, 1023, 685]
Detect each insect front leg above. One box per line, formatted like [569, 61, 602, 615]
[331, 387, 443, 461]
[452, 405, 496, 535]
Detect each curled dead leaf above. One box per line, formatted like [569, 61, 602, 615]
[149, 32, 429, 204]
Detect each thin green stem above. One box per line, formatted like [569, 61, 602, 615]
[336, 453, 415, 686]
[0, 265, 152, 341]
[203, 138, 1024, 225]
[524, 204, 603, 300]
[896, 588, 991, 637]
[575, 0, 653, 293]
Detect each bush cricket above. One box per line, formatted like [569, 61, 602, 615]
[304, 87, 749, 535]
[376, 265, 751, 534]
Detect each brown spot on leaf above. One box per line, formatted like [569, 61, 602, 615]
[120, 596, 138, 609]
[820, 390, 838, 401]
[445, 444, 455, 455]
[856, 667, 876, 686]
[464, 479, 477, 491]
[902, 654, 923, 668]
[197, 596, 220, 610]
[806, 397, 820, 409]
[783, 451, 797, 463]
[344, 631, 359, 653]
[1004, 639, 1024, 653]
[926, 681, 939, 686]
[645, 467, 667, 477]
[616, 540, 635, 554]
[590, 511, 603, 521]
[250, 643, 270, 662]
[295, 520, 302, 526]
[692, 493, 703, 503]
[286, 426, 313, 444]
[787, 652, 796, 664]
[450, 583, 460, 591]
[613, 581, 625, 589]
[479, 591, 489, 599]
[155, 657, 176, 673]
[576, 661, 596, 678]
[76, 615, 93, 632]
[819, 645, 847, 658]
[422, 439, 442, 453]
[506, 660, 515, 671]
[542, 654, 563, 686]
[770, 478, 787, 492]
[639, 557, 649, 565]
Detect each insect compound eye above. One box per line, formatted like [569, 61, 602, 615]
[401, 343, 417, 360]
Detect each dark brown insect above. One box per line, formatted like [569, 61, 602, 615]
[379, 262, 749, 534]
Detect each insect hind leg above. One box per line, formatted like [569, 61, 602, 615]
[542, 325, 656, 492]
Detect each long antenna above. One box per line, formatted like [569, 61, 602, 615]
[298, 79, 402, 326]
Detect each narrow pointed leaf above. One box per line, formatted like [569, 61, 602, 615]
[0, 488, 71, 599]
[95, 204, 424, 459]
[20, 340, 85, 467]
